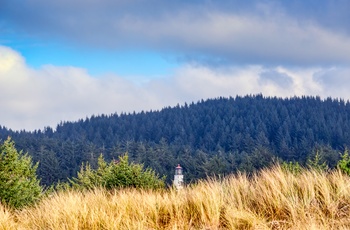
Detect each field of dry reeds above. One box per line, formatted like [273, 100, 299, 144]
[2, 165, 350, 229]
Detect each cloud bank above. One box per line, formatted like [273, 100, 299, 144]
[1, 46, 350, 131]
[2, 0, 350, 65]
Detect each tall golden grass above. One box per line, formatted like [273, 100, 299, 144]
[2, 165, 350, 229]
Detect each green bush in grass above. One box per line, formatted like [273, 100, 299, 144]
[70, 153, 165, 190]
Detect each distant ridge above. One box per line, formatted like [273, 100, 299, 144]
[1, 95, 350, 185]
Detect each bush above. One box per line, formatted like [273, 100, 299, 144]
[338, 150, 350, 175]
[281, 161, 302, 175]
[307, 151, 329, 171]
[70, 153, 165, 190]
[0, 138, 42, 209]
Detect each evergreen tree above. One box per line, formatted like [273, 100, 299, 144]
[0, 138, 42, 209]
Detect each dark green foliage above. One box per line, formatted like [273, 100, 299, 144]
[0, 138, 42, 209]
[70, 153, 165, 190]
[2, 95, 350, 185]
[338, 150, 350, 175]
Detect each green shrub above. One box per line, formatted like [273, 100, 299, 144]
[307, 151, 329, 172]
[338, 150, 350, 175]
[281, 161, 302, 175]
[70, 153, 165, 190]
[0, 138, 42, 209]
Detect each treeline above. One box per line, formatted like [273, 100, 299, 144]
[1, 95, 350, 185]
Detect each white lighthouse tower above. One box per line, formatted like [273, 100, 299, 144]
[174, 164, 184, 190]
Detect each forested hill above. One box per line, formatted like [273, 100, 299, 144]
[1, 95, 350, 185]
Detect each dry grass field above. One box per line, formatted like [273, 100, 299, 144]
[2, 165, 350, 229]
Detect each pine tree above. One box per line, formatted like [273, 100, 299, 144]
[0, 137, 42, 209]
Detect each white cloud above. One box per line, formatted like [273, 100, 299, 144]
[0, 46, 162, 130]
[172, 65, 321, 99]
[1, 46, 350, 131]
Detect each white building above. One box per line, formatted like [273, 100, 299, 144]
[173, 164, 184, 190]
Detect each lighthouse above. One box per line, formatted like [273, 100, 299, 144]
[173, 164, 184, 190]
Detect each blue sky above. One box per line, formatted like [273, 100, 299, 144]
[1, 33, 177, 77]
[1, 0, 350, 130]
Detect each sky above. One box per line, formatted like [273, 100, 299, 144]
[1, 0, 350, 131]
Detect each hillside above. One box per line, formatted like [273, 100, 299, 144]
[1, 95, 350, 185]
